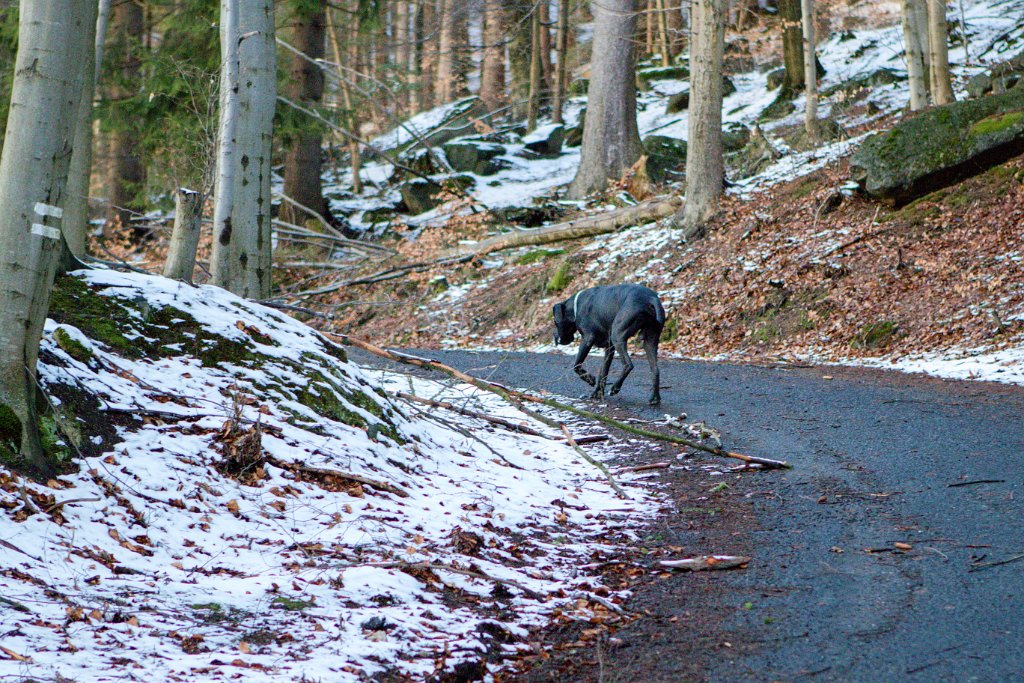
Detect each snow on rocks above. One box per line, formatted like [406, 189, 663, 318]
[0, 269, 657, 682]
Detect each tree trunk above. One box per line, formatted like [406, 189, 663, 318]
[280, 0, 329, 227]
[646, 0, 655, 57]
[903, 0, 929, 110]
[394, 0, 410, 114]
[566, 0, 643, 199]
[480, 0, 507, 113]
[163, 188, 204, 282]
[667, 0, 685, 56]
[64, 0, 113, 263]
[539, 0, 554, 94]
[551, 0, 569, 124]
[673, 0, 724, 234]
[527, 6, 542, 131]
[435, 0, 455, 103]
[802, 0, 817, 140]
[326, 7, 362, 194]
[211, 0, 276, 299]
[927, 0, 954, 104]
[657, 0, 671, 66]
[778, 0, 803, 94]
[0, 1, 93, 478]
[106, 0, 147, 239]
[508, 0, 533, 120]
[417, 0, 437, 111]
[211, 0, 240, 290]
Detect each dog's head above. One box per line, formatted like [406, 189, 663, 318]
[552, 301, 577, 346]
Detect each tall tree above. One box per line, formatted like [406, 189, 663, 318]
[566, 0, 642, 199]
[508, 0, 533, 120]
[435, 0, 456, 103]
[394, 0, 411, 114]
[0, 0, 94, 478]
[802, 0, 818, 140]
[778, 0, 804, 94]
[64, 0, 113, 262]
[211, 0, 241, 292]
[479, 0, 507, 113]
[927, 0, 954, 104]
[105, 0, 147, 238]
[526, 4, 542, 130]
[673, 0, 724, 235]
[551, 0, 569, 124]
[210, 0, 276, 299]
[280, 0, 329, 226]
[903, 0, 929, 110]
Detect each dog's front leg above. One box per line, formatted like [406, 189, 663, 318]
[573, 340, 596, 386]
[592, 346, 615, 400]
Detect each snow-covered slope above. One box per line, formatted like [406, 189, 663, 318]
[0, 270, 657, 681]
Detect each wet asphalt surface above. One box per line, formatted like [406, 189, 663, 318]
[353, 348, 1024, 681]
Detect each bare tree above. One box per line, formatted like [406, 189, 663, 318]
[0, 1, 94, 478]
[673, 0, 724, 235]
[211, 0, 241, 290]
[480, 0, 507, 113]
[802, 0, 818, 140]
[551, 0, 570, 124]
[566, 0, 643, 199]
[903, 0, 929, 110]
[211, 0, 276, 299]
[927, 0, 955, 104]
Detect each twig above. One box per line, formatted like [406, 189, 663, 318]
[265, 455, 408, 498]
[283, 255, 473, 298]
[395, 392, 556, 439]
[561, 425, 627, 498]
[969, 552, 1024, 572]
[0, 596, 32, 614]
[820, 205, 883, 258]
[615, 462, 671, 474]
[44, 497, 101, 514]
[948, 479, 1005, 488]
[573, 591, 627, 614]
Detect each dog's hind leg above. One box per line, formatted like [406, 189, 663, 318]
[643, 334, 661, 406]
[608, 341, 633, 396]
[593, 346, 615, 400]
[573, 340, 596, 386]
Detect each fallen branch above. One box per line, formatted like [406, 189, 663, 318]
[615, 461, 671, 474]
[329, 333, 789, 471]
[342, 560, 544, 600]
[266, 455, 409, 498]
[969, 552, 1024, 572]
[44, 497, 102, 514]
[561, 425, 627, 498]
[659, 555, 751, 571]
[395, 391, 555, 439]
[443, 196, 683, 258]
[282, 255, 472, 299]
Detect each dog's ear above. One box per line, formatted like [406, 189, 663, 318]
[552, 302, 564, 324]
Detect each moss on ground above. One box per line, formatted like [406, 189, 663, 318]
[854, 320, 900, 348]
[516, 248, 565, 265]
[546, 261, 573, 293]
[53, 328, 93, 363]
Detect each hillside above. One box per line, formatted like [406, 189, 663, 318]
[0, 270, 658, 682]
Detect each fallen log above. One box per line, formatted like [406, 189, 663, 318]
[444, 195, 683, 258]
[328, 333, 790, 471]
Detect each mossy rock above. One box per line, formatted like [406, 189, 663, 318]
[398, 175, 475, 215]
[665, 88, 690, 114]
[766, 68, 786, 91]
[516, 248, 565, 265]
[442, 139, 509, 175]
[637, 64, 690, 90]
[565, 109, 585, 147]
[760, 89, 796, 121]
[643, 134, 688, 184]
[521, 124, 565, 157]
[546, 261, 573, 293]
[0, 403, 21, 462]
[853, 321, 900, 349]
[850, 83, 1024, 203]
[722, 123, 752, 153]
[822, 68, 904, 100]
[727, 127, 782, 179]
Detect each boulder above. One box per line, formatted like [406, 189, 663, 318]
[722, 123, 751, 153]
[822, 68, 904, 100]
[728, 125, 782, 180]
[565, 110, 586, 147]
[636, 64, 690, 90]
[665, 88, 690, 114]
[850, 83, 1024, 203]
[399, 175, 476, 215]
[766, 68, 786, 91]
[442, 139, 509, 175]
[522, 123, 565, 156]
[642, 135, 688, 184]
[759, 91, 796, 121]
[967, 54, 1024, 99]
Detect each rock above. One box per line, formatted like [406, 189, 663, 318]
[791, 117, 846, 149]
[728, 125, 782, 179]
[967, 54, 1024, 99]
[636, 64, 690, 90]
[766, 68, 786, 91]
[643, 135, 688, 184]
[442, 139, 509, 175]
[967, 73, 994, 99]
[850, 83, 1024, 203]
[723, 76, 736, 97]
[822, 68, 904, 100]
[521, 124, 565, 156]
[395, 148, 443, 179]
[565, 110, 585, 147]
[665, 88, 690, 114]
[759, 91, 796, 121]
[399, 175, 475, 215]
[722, 123, 751, 153]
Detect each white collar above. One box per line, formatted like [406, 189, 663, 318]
[572, 291, 580, 320]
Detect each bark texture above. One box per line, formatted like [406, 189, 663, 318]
[280, 0, 329, 227]
[551, 0, 569, 123]
[566, 0, 643, 199]
[779, 0, 804, 93]
[927, 0, 955, 104]
[802, 0, 818, 139]
[0, 1, 93, 477]
[211, 0, 241, 291]
[163, 188, 204, 281]
[674, 0, 724, 233]
[903, 0, 929, 110]
[480, 0, 507, 113]
[211, 0, 276, 298]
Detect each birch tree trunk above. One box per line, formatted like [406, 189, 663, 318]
[63, 0, 112, 262]
[928, 0, 955, 105]
[903, 0, 929, 110]
[210, 0, 240, 289]
[211, 0, 276, 299]
[566, 0, 643, 199]
[0, 1, 93, 478]
[673, 0, 724, 234]
[480, 0, 507, 113]
[163, 188, 204, 282]
[802, 0, 818, 140]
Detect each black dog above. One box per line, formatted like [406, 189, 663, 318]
[552, 284, 666, 405]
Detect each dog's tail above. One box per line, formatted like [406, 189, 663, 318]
[650, 298, 666, 325]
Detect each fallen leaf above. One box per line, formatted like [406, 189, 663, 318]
[894, 542, 913, 551]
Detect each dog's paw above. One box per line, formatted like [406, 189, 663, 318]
[590, 389, 605, 401]
[580, 374, 596, 387]
[609, 386, 621, 396]
[648, 395, 661, 406]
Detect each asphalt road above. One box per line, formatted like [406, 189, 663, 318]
[353, 348, 1024, 681]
